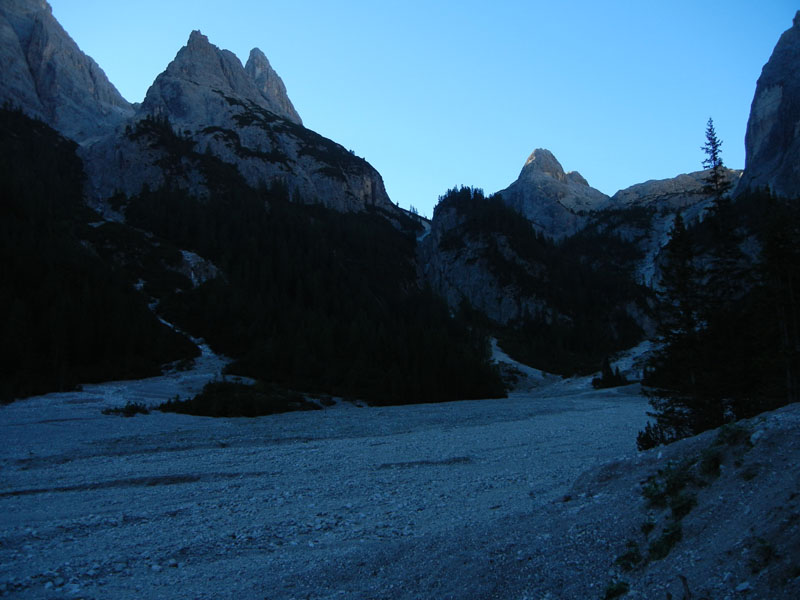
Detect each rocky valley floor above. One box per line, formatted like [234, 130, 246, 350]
[1, 354, 798, 599]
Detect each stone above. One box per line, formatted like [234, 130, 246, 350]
[245, 48, 302, 125]
[418, 192, 549, 325]
[0, 0, 133, 142]
[496, 149, 610, 239]
[82, 29, 395, 214]
[595, 168, 740, 287]
[737, 11, 800, 198]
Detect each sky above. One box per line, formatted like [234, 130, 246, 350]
[49, 0, 796, 218]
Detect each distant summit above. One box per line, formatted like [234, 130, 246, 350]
[497, 149, 609, 239]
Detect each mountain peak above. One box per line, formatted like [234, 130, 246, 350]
[188, 29, 208, 45]
[245, 47, 302, 124]
[498, 149, 609, 238]
[523, 148, 566, 181]
[141, 31, 301, 125]
[248, 47, 270, 65]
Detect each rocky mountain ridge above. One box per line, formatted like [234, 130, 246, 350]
[139, 30, 301, 126]
[3, 1, 800, 390]
[0, 1, 394, 215]
[85, 30, 394, 214]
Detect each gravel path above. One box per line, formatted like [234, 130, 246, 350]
[0, 359, 650, 599]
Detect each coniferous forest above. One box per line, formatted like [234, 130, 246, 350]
[1, 107, 505, 406]
[3, 102, 799, 428]
[432, 186, 648, 376]
[637, 120, 800, 447]
[639, 190, 800, 448]
[0, 108, 199, 402]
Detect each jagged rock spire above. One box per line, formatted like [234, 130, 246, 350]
[245, 48, 302, 125]
[140, 30, 301, 125]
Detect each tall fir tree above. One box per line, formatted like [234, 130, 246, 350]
[639, 213, 715, 448]
[701, 117, 732, 208]
[701, 117, 746, 316]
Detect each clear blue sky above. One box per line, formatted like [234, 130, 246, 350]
[49, 0, 796, 218]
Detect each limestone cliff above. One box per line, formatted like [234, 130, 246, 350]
[418, 196, 547, 325]
[605, 168, 741, 282]
[84, 31, 393, 213]
[245, 48, 302, 125]
[0, 0, 133, 142]
[737, 11, 800, 198]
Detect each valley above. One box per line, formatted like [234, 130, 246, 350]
[2, 3, 800, 598]
[0, 353, 650, 599]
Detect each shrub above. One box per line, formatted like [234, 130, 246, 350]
[603, 580, 630, 599]
[648, 522, 682, 560]
[102, 401, 150, 417]
[614, 541, 643, 571]
[699, 446, 723, 478]
[669, 492, 697, 520]
[157, 380, 318, 417]
[592, 357, 629, 389]
[640, 519, 655, 537]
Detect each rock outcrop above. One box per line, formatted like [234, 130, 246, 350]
[497, 149, 610, 239]
[0, 4, 393, 215]
[737, 11, 800, 198]
[0, 0, 133, 142]
[83, 31, 393, 213]
[245, 48, 302, 125]
[418, 197, 547, 325]
[589, 168, 741, 285]
[611, 169, 741, 211]
[138, 31, 300, 127]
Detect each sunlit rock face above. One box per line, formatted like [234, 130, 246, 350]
[80, 30, 394, 213]
[245, 48, 303, 125]
[610, 168, 741, 210]
[497, 149, 610, 239]
[139, 31, 301, 127]
[0, 4, 394, 214]
[737, 11, 800, 198]
[0, 0, 133, 142]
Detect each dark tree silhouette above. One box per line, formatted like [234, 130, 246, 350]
[701, 117, 732, 206]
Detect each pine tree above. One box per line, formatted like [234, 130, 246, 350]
[701, 117, 746, 315]
[639, 214, 718, 448]
[701, 117, 732, 208]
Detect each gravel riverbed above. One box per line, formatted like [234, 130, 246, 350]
[0, 353, 652, 599]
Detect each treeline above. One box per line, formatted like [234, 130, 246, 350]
[0, 108, 197, 402]
[639, 190, 800, 448]
[433, 186, 648, 375]
[117, 132, 504, 404]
